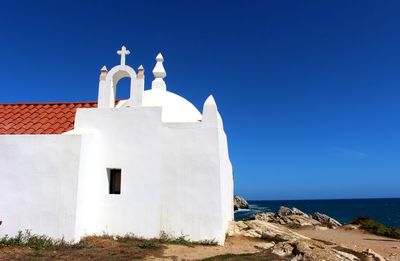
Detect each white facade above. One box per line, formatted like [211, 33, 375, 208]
[0, 47, 234, 244]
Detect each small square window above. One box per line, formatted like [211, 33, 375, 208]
[108, 169, 121, 194]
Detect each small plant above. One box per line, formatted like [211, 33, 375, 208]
[159, 231, 192, 246]
[137, 241, 157, 249]
[196, 239, 218, 246]
[72, 238, 95, 249]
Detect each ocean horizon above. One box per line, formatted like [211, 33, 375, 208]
[234, 197, 400, 228]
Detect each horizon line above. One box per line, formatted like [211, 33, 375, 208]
[247, 196, 400, 201]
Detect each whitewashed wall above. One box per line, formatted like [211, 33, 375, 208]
[73, 106, 232, 244]
[0, 135, 82, 240]
[73, 107, 164, 240]
[160, 122, 224, 242]
[0, 101, 233, 244]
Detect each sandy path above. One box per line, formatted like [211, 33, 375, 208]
[295, 227, 400, 261]
[149, 236, 265, 260]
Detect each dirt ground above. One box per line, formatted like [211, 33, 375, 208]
[295, 226, 400, 261]
[0, 236, 165, 261]
[1, 229, 399, 260]
[159, 236, 285, 260]
[0, 236, 287, 261]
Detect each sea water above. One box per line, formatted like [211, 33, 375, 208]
[234, 198, 400, 228]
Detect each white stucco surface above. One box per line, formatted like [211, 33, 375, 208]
[71, 103, 232, 244]
[0, 135, 82, 240]
[142, 89, 202, 122]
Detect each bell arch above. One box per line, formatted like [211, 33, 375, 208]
[98, 64, 144, 108]
[106, 65, 137, 106]
[98, 46, 145, 108]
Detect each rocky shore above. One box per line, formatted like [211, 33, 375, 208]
[228, 206, 394, 261]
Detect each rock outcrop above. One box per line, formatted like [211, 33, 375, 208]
[278, 206, 308, 217]
[312, 212, 342, 228]
[227, 206, 389, 261]
[363, 248, 388, 261]
[228, 220, 365, 261]
[250, 206, 342, 229]
[233, 195, 249, 210]
[252, 211, 321, 227]
[228, 220, 309, 241]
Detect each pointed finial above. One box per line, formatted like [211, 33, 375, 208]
[137, 65, 144, 79]
[117, 46, 131, 65]
[152, 53, 166, 79]
[204, 95, 217, 107]
[151, 53, 167, 90]
[156, 53, 164, 62]
[202, 95, 219, 126]
[99, 65, 108, 81]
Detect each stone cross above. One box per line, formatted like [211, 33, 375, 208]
[117, 46, 130, 65]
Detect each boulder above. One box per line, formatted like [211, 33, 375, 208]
[292, 207, 309, 217]
[271, 242, 294, 257]
[250, 206, 342, 229]
[253, 207, 320, 227]
[278, 206, 293, 216]
[278, 206, 309, 217]
[251, 212, 279, 223]
[312, 212, 342, 228]
[233, 195, 249, 210]
[280, 215, 321, 227]
[295, 240, 360, 261]
[227, 220, 309, 242]
[362, 248, 387, 261]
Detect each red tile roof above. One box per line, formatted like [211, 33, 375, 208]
[0, 102, 97, 135]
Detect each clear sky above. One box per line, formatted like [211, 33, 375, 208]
[1, 1, 399, 200]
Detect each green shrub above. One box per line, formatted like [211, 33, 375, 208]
[137, 241, 157, 249]
[351, 217, 400, 239]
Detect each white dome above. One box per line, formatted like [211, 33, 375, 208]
[142, 89, 202, 122]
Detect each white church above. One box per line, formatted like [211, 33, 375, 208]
[0, 47, 234, 244]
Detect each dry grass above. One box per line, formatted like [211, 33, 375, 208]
[0, 232, 165, 260]
[0, 230, 221, 260]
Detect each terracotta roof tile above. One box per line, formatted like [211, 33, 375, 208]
[0, 102, 97, 135]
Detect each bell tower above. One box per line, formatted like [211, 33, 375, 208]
[97, 46, 144, 108]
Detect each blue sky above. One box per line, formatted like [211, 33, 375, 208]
[1, 1, 399, 200]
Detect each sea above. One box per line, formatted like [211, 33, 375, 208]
[234, 198, 400, 228]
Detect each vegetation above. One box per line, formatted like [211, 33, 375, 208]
[0, 231, 165, 260]
[351, 217, 400, 239]
[137, 241, 157, 249]
[159, 231, 218, 246]
[0, 230, 92, 250]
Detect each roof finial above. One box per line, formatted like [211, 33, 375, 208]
[137, 65, 144, 79]
[117, 46, 130, 65]
[99, 65, 108, 81]
[153, 53, 166, 79]
[151, 53, 167, 90]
